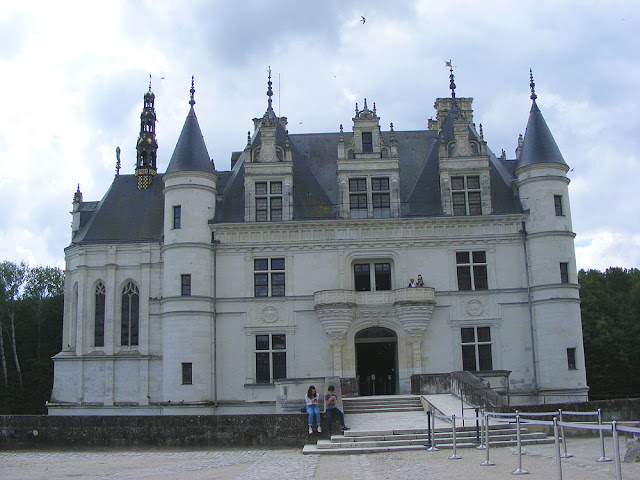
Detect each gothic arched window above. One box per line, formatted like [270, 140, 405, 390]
[94, 282, 106, 347]
[121, 281, 139, 346]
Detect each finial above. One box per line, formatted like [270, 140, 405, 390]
[247, 131, 251, 147]
[390, 122, 394, 132]
[529, 68, 537, 100]
[448, 60, 456, 99]
[355, 103, 358, 117]
[267, 66, 273, 110]
[189, 76, 195, 106]
[149, 73, 152, 91]
[116, 146, 121, 175]
[340, 124, 343, 133]
[373, 102, 376, 115]
[479, 123, 484, 140]
[285, 129, 289, 148]
[77, 183, 80, 192]
[364, 98, 368, 110]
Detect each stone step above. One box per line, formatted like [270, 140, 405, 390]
[302, 436, 555, 454]
[344, 406, 425, 413]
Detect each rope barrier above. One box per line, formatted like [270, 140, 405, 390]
[617, 424, 640, 434]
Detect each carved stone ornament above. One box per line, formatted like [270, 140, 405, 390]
[465, 298, 485, 317]
[254, 304, 282, 325]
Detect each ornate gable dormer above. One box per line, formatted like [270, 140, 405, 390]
[337, 100, 401, 219]
[437, 65, 492, 216]
[244, 68, 293, 222]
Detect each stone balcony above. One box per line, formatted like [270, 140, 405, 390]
[314, 287, 435, 308]
[314, 287, 436, 341]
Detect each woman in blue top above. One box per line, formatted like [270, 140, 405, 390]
[305, 385, 321, 434]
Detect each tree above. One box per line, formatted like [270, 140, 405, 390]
[0, 261, 27, 390]
[579, 267, 640, 399]
[24, 266, 64, 360]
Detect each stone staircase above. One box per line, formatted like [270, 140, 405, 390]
[302, 424, 553, 454]
[342, 395, 424, 414]
[303, 394, 554, 454]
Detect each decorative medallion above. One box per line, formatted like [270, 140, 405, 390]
[261, 305, 279, 324]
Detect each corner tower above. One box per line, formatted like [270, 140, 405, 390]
[515, 70, 588, 403]
[136, 78, 159, 189]
[161, 77, 218, 405]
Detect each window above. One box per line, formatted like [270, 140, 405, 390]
[362, 131, 373, 153]
[461, 326, 493, 371]
[255, 334, 286, 383]
[372, 177, 390, 218]
[560, 262, 569, 284]
[173, 206, 181, 229]
[94, 282, 105, 347]
[182, 363, 193, 385]
[121, 281, 139, 346]
[255, 181, 282, 222]
[354, 262, 392, 291]
[254, 258, 285, 297]
[567, 348, 577, 370]
[181, 274, 191, 296]
[349, 177, 391, 219]
[554, 195, 564, 216]
[349, 178, 368, 219]
[456, 251, 488, 290]
[451, 176, 481, 216]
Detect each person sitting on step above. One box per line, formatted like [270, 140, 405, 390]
[305, 385, 321, 434]
[325, 385, 350, 436]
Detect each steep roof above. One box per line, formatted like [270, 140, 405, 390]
[165, 106, 215, 174]
[517, 100, 566, 169]
[72, 174, 164, 244]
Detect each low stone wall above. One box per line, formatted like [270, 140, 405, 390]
[0, 413, 345, 450]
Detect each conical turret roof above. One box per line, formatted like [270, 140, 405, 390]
[165, 79, 215, 174]
[517, 74, 566, 170]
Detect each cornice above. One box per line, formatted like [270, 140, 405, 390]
[211, 214, 526, 249]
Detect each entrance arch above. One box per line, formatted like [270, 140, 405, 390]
[355, 327, 398, 395]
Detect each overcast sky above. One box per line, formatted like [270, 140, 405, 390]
[0, 0, 638, 271]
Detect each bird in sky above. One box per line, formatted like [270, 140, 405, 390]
[361, 16, 366, 24]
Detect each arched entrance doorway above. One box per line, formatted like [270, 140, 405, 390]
[355, 327, 398, 395]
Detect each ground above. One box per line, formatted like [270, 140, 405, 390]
[0, 437, 638, 479]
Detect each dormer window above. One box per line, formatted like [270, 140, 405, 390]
[349, 179, 368, 219]
[256, 181, 282, 222]
[362, 132, 373, 153]
[348, 177, 391, 219]
[451, 175, 481, 216]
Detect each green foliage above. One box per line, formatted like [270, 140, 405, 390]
[579, 267, 640, 399]
[0, 261, 64, 414]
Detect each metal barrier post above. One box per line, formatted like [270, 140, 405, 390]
[480, 413, 495, 466]
[553, 417, 563, 480]
[424, 409, 432, 447]
[612, 421, 622, 480]
[449, 414, 462, 460]
[559, 409, 573, 458]
[473, 408, 481, 443]
[511, 413, 529, 475]
[477, 409, 486, 450]
[512, 410, 522, 455]
[596, 408, 612, 462]
[428, 406, 438, 452]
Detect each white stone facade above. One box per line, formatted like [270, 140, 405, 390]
[49, 80, 588, 415]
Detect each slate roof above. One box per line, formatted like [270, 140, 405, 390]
[72, 107, 524, 245]
[517, 100, 566, 169]
[165, 106, 216, 174]
[73, 174, 164, 244]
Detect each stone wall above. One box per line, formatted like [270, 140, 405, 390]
[0, 413, 345, 450]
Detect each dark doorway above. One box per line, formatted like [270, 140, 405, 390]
[355, 327, 397, 395]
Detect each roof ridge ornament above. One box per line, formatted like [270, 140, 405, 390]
[149, 73, 152, 92]
[267, 66, 273, 111]
[189, 76, 195, 106]
[446, 59, 456, 99]
[529, 68, 537, 101]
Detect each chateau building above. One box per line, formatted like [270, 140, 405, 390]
[49, 70, 588, 415]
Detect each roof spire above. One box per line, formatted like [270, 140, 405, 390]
[267, 66, 273, 110]
[149, 73, 152, 92]
[189, 75, 195, 106]
[447, 59, 456, 99]
[529, 68, 537, 101]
